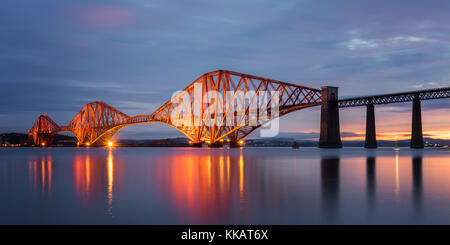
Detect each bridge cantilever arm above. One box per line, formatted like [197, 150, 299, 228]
[28, 70, 323, 145]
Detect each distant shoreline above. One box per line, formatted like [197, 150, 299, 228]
[1, 132, 449, 148]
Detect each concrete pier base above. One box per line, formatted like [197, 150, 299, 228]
[364, 104, 377, 148]
[411, 99, 424, 148]
[318, 86, 342, 148]
[208, 142, 223, 148]
[190, 142, 203, 147]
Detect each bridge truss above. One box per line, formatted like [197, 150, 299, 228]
[28, 70, 321, 145]
[338, 87, 450, 107]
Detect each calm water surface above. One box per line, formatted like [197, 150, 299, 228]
[1, 147, 450, 224]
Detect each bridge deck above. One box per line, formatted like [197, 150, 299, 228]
[338, 87, 450, 108]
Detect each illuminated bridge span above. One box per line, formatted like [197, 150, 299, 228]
[29, 70, 450, 149]
[29, 70, 321, 147]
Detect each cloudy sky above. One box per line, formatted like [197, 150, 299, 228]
[1, 0, 450, 140]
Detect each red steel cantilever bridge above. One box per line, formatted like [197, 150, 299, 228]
[29, 70, 322, 147]
[29, 70, 450, 148]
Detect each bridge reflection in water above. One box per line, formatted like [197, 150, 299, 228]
[319, 151, 424, 224]
[320, 157, 340, 223]
[152, 150, 287, 224]
[72, 149, 117, 216]
[154, 152, 243, 223]
[28, 155, 53, 196]
[366, 155, 376, 217]
[0, 148, 446, 224]
[412, 153, 423, 220]
[321, 151, 423, 224]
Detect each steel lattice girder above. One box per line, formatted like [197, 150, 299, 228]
[338, 87, 450, 108]
[28, 70, 322, 145]
[67, 101, 130, 144]
[28, 115, 60, 144]
[149, 70, 321, 143]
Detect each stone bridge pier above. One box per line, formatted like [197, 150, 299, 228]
[318, 86, 342, 148]
[319, 86, 427, 149]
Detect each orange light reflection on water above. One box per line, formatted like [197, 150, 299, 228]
[107, 149, 114, 216]
[72, 150, 119, 216]
[155, 150, 247, 224]
[74, 154, 91, 200]
[28, 156, 52, 195]
[239, 151, 244, 200]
